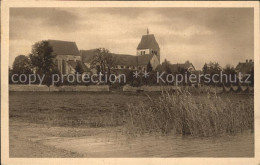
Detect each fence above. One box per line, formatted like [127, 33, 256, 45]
[122, 85, 254, 93]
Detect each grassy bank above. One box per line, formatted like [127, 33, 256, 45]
[10, 91, 253, 137]
[125, 90, 254, 137]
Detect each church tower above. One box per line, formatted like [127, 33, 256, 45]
[136, 28, 160, 63]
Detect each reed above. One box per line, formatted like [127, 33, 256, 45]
[125, 89, 254, 137]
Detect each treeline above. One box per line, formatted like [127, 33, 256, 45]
[9, 40, 254, 87]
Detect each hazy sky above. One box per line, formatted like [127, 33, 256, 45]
[10, 7, 254, 70]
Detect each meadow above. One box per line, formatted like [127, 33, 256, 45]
[9, 91, 253, 137]
[9, 92, 151, 128]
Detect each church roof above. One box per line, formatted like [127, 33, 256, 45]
[48, 40, 80, 56]
[137, 54, 154, 66]
[80, 49, 153, 66]
[137, 34, 160, 50]
[113, 54, 138, 66]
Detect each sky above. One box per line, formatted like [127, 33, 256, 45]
[9, 7, 254, 70]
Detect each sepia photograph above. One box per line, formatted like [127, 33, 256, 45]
[1, 1, 260, 165]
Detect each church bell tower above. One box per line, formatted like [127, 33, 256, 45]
[136, 29, 160, 63]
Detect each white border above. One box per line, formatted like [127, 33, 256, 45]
[1, 1, 260, 165]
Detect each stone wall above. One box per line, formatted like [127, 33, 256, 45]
[50, 85, 109, 92]
[9, 85, 109, 92]
[123, 85, 177, 92]
[9, 85, 50, 92]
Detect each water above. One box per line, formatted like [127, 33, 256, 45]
[42, 131, 254, 157]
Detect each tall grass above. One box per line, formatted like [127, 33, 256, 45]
[125, 89, 254, 137]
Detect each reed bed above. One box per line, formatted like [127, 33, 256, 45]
[125, 90, 254, 137]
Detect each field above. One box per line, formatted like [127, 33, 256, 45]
[9, 91, 254, 157]
[9, 92, 154, 128]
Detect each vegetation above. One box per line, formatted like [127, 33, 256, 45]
[90, 48, 116, 76]
[10, 91, 253, 137]
[29, 40, 60, 86]
[202, 62, 222, 86]
[9, 55, 33, 84]
[125, 90, 254, 137]
[12, 55, 32, 75]
[222, 64, 238, 86]
[75, 61, 84, 74]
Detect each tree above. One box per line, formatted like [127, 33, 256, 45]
[90, 48, 116, 83]
[223, 64, 237, 86]
[29, 41, 59, 87]
[202, 63, 208, 74]
[11, 55, 33, 84]
[246, 69, 254, 86]
[156, 59, 172, 74]
[9, 67, 13, 84]
[75, 61, 84, 74]
[155, 60, 173, 85]
[12, 55, 32, 75]
[202, 62, 222, 86]
[147, 62, 153, 72]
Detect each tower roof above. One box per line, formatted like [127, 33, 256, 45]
[137, 34, 160, 50]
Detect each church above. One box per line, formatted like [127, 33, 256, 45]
[47, 29, 161, 75]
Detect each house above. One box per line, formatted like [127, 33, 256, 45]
[47, 40, 81, 75]
[235, 59, 254, 79]
[169, 61, 196, 73]
[156, 60, 196, 73]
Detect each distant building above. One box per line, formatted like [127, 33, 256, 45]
[81, 29, 160, 73]
[47, 40, 81, 75]
[47, 30, 162, 75]
[156, 61, 196, 73]
[235, 59, 254, 79]
[80, 50, 159, 74]
[169, 61, 196, 73]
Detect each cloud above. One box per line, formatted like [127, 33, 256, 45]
[10, 8, 82, 40]
[9, 7, 254, 69]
